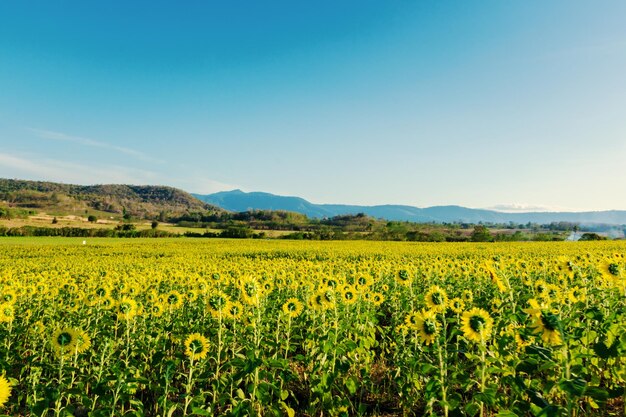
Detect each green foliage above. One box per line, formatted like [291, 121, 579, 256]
[579, 233, 607, 241]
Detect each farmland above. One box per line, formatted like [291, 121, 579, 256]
[0, 239, 624, 416]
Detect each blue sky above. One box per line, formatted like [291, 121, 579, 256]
[1, 1, 625, 211]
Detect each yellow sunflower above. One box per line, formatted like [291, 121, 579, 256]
[567, 286, 586, 303]
[206, 291, 229, 318]
[184, 333, 210, 361]
[339, 285, 358, 305]
[0, 374, 11, 409]
[424, 286, 448, 313]
[598, 260, 621, 282]
[448, 297, 465, 314]
[461, 290, 473, 304]
[116, 296, 138, 320]
[529, 310, 562, 346]
[370, 292, 384, 306]
[224, 300, 244, 320]
[461, 308, 494, 343]
[396, 270, 412, 287]
[75, 329, 92, 354]
[148, 302, 165, 317]
[51, 328, 79, 357]
[165, 290, 184, 310]
[0, 288, 17, 305]
[414, 309, 439, 345]
[0, 303, 14, 324]
[282, 298, 303, 318]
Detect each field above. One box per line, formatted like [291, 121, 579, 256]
[0, 239, 624, 417]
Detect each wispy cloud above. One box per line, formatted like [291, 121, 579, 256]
[486, 203, 575, 213]
[27, 128, 162, 163]
[173, 177, 242, 195]
[0, 151, 160, 185]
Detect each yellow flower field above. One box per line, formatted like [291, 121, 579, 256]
[0, 238, 625, 416]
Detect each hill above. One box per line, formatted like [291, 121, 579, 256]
[0, 178, 222, 221]
[194, 190, 626, 225]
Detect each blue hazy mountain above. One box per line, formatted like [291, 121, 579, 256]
[193, 190, 626, 225]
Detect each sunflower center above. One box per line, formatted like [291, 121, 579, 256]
[209, 295, 226, 309]
[287, 302, 297, 311]
[57, 332, 73, 346]
[608, 263, 619, 276]
[431, 292, 444, 305]
[423, 319, 437, 335]
[398, 270, 409, 281]
[469, 315, 486, 333]
[540, 312, 559, 331]
[189, 339, 204, 353]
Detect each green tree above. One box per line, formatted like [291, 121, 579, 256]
[470, 225, 493, 242]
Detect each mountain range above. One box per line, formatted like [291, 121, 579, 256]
[194, 190, 626, 226]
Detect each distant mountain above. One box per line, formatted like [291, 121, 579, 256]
[0, 178, 222, 220]
[194, 190, 626, 225]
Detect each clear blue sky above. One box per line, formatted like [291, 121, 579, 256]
[1, 1, 625, 211]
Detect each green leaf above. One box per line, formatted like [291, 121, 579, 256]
[345, 376, 358, 395]
[190, 407, 213, 416]
[584, 386, 609, 403]
[496, 411, 519, 417]
[558, 378, 586, 397]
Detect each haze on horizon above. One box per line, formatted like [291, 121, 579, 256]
[1, 1, 625, 212]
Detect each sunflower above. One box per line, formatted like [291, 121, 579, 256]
[75, 329, 92, 354]
[339, 285, 358, 305]
[240, 279, 262, 306]
[355, 275, 371, 289]
[165, 290, 184, 310]
[370, 292, 384, 306]
[0, 375, 11, 409]
[116, 297, 138, 320]
[52, 328, 79, 356]
[282, 298, 303, 318]
[0, 288, 17, 305]
[185, 289, 199, 303]
[567, 286, 586, 303]
[148, 302, 165, 317]
[514, 329, 533, 352]
[461, 308, 494, 343]
[0, 303, 14, 324]
[461, 290, 473, 304]
[414, 309, 439, 345]
[184, 333, 210, 361]
[396, 270, 412, 287]
[206, 291, 229, 317]
[448, 297, 465, 314]
[598, 260, 621, 282]
[224, 300, 244, 320]
[534, 280, 548, 297]
[528, 310, 562, 346]
[424, 286, 448, 313]
[404, 311, 421, 329]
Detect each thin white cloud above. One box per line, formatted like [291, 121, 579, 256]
[0, 151, 160, 185]
[0, 151, 238, 197]
[173, 177, 243, 195]
[26, 128, 162, 163]
[486, 203, 575, 213]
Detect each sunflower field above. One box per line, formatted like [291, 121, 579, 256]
[0, 238, 625, 417]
